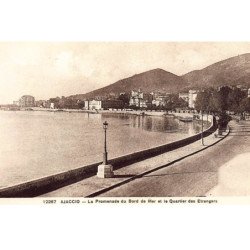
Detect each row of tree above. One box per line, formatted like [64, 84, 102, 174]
[195, 86, 250, 115]
[48, 86, 250, 114]
[49, 97, 85, 109]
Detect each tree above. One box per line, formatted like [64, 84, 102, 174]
[239, 97, 250, 119]
[118, 93, 130, 108]
[166, 94, 188, 110]
[207, 87, 231, 114]
[195, 90, 212, 112]
[194, 86, 246, 116]
[209, 91, 223, 113]
[49, 97, 60, 108]
[240, 98, 250, 112]
[227, 88, 247, 113]
[77, 100, 85, 109]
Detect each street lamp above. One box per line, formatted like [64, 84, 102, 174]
[103, 121, 108, 165]
[201, 109, 204, 146]
[97, 121, 114, 178]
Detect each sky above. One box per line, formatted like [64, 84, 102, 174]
[1, 42, 250, 104]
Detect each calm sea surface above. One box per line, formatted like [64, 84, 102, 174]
[0, 111, 208, 187]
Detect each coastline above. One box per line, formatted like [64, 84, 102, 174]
[26, 107, 198, 119]
[1, 106, 212, 127]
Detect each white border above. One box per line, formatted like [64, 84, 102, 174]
[0, 0, 249, 41]
[1, 1, 250, 250]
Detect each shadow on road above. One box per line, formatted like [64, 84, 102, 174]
[142, 170, 217, 178]
[113, 174, 136, 178]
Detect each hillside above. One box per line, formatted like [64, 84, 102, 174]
[70, 53, 250, 100]
[182, 53, 250, 89]
[71, 68, 187, 100]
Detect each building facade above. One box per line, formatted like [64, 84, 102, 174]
[248, 88, 250, 98]
[19, 95, 35, 107]
[188, 90, 198, 108]
[151, 92, 170, 107]
[85, 100, 102, 110]
[129, 90, 153, 108]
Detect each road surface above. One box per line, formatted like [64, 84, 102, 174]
[98, 121, 250, 197]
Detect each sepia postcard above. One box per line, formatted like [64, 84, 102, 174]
[1, 42, 250, 204]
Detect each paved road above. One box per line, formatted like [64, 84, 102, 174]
[98, 121, 250, 197]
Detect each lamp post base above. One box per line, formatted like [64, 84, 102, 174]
[97, 164, 114, 178]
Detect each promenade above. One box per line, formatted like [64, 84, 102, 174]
[207, 120, 250, 196]
[42, 121, 232, 197]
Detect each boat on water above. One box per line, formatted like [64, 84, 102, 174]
[179, 117, 193, 122]
[164, 113, 175, 117]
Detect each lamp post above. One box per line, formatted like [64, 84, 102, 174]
[201, 109, 204, 146]
[103, 121, 108, 165]
[97, 121, 114, 178]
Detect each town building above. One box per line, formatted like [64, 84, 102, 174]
[84, 99, 124, 110]
[129, 89, 153, 108]
[151, 93, 167, 107]
[179, 93, 189, 103]
[85, 100, 101, 110]
[19, 95, 35, 107]
[188, 90, 198, 108]
[236, 84, 248, 91]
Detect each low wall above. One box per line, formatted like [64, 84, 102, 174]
[0, 116, 217, 197]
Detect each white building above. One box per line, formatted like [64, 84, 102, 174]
[84, 100, 102, 110]
[188, 90, 198, 108]
[152, 96, 166, 107]
[248, 88, 250, 98]
[50, 103, 55, 109]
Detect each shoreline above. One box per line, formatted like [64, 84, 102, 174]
[7, 107, 201, 119]
[1, 107, 212, 125]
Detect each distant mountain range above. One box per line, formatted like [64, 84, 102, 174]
[182, 53, 250, 89]
[71, 69, 187, 100]
[70, 53, 250, 100]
